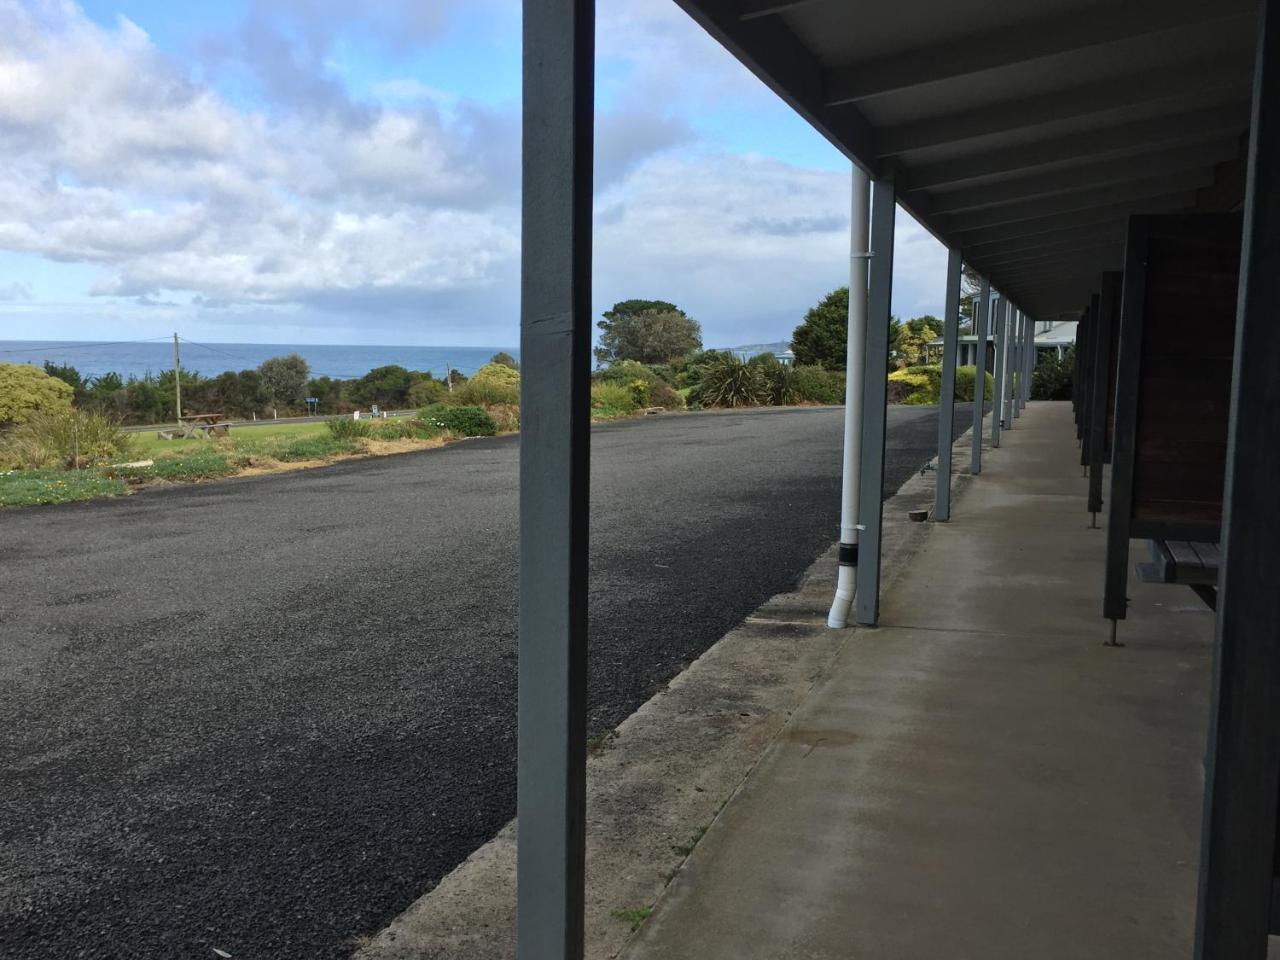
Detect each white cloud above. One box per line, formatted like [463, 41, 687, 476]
[0, 0, 947, 345]
[0, 280, 32, 301]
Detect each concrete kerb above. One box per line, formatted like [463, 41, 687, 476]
[354, 408, 996, 960]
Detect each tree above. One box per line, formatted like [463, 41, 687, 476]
[0, 363, 74, 427]
[257, 354, 310, 408]
[490, 351, 519, 370]
[349, 365, 414, 407]
[791, 287, 850, 369]
[595, 299, 702, 365]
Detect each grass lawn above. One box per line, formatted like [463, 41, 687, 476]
[0, 470, 128, 507]
[128, 421, 331, 458]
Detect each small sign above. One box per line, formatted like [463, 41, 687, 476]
[305, 397, 318, 404]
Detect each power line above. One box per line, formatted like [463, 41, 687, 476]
[0, 336, 171, 356]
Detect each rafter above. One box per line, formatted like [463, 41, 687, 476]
[943, 171, 1212, 233]
[737, 0, 823, 19]
[953, 193, 1197, 247]
[874, 56, 1252, 157]
[825, 0, 1252, 105]
[907, 104, 1251, 190]
[921, 139, 1237, 216]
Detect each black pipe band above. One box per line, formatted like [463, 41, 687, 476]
[838, 543, 859, 566]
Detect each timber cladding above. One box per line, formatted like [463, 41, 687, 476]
[1129, 219, 1241, 539]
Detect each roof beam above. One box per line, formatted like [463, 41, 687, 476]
[907, 104, 1252, 191]
[953, 192, 1197, 247]
[736, 0, 822, 19]
[996, 257, 1123, 283]
[977, 241, 1126, 271]
[942, 171, 1213, 233]
[965, 224, 1127, 259]
[921, 139, 1238, 215]
[875, 56, 1252, 157]
[825, 0, 1253, 105]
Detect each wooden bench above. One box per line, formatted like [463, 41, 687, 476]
[1135, 539, 1219, 610]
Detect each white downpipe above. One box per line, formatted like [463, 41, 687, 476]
[828, 164, 871, 629]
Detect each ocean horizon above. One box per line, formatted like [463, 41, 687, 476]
[0, 340, 520, 381]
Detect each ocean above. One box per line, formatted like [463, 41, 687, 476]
[0, 340, 518, 381]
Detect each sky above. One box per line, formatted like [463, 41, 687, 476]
[0, 0, 949, 348]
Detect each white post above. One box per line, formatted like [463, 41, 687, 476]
[828, 165, 871, 629]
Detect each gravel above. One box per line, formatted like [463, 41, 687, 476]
[0, 403, 973, 960]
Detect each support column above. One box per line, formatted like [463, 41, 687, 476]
[1196, 3, 1280, 956]
[518, 2, 593, 957]
[991, 295, 1006, 448]
[934, 248, 962, 521]
[970, 277, 991, 474]
[1012, 309, 1023, 419]
[854, 175, 895, 626]
[1025, 314, 1036, 407]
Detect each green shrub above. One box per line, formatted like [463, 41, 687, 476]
[420, 404, 497, 437]
[690, 354, 769, 408]
[790, 365, 844, 404]
[954, 365, 995, 402]
[595, 360, 665, 387]
[1032, 350, 1073, 400]
[590, 383, 636, 416]
[1, 409, 134, 470]
[627, 378, 652, 408]
[326, 416, 373, 439]
[0, 363, 74, 427]
[408, 377, 449, 408]
[456, 378, 520, 407]
[887, 370, 936, 405]
[649, 380, 684, 409]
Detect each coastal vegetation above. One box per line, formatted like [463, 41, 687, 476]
[0, 289, 1016, 508]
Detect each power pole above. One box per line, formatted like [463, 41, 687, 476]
[173, 332, 182, 422]
[446, 359, 453, 393]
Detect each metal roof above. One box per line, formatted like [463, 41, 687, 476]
[673, 0, 1257, 318]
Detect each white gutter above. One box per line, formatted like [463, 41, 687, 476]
[828, 165, 871, 629]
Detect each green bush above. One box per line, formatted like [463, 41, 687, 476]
[790, 365, 844, 404]
[0, 363, 75, 427]
[590, 383, 636, 416]
[408, 377, 449, 408]
[326, 416, 373, 439]
[595, 360, 665, 387]
[690, 354, 769, 408]
[887, 370, 937, 405]
[649, 380, 684, 409]
[1, 409, 134, 470]
[954, 365, 995, 402]
[1032, 349, 1073, 400]
[420, 404, 497, 437]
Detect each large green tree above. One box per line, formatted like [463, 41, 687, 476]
[257, 353, 310, 408]
[791, 287, 850, 369]
[0, 363, 74, 427]
[595, 299, 702, 365]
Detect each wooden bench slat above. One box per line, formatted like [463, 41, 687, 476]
[1167, 540, 1205, 568]
[1192, 542, 1222, 566]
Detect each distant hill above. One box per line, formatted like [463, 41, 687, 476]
[718, 340, 792, 357]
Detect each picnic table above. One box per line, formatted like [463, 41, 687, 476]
[159, 413, 231, 440]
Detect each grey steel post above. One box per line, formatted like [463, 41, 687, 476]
[518, 1, 593, 957]
[970, 277, 991, 474]
[855, 175, 895, 626]
[1023, 313, 1035, 408]
[990, 295, 1006, 448]
[1196, 3, 1280, 955]
[1004, 301, 1017, 428]
[934, 248, 962, 521]
[1008, 309, 1018, 419]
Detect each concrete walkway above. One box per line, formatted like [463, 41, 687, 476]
[623, 402, 1214, 960]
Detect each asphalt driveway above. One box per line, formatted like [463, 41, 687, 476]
[0, 403, 975, 959]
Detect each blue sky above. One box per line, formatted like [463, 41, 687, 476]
[0, 0, 947, 348]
